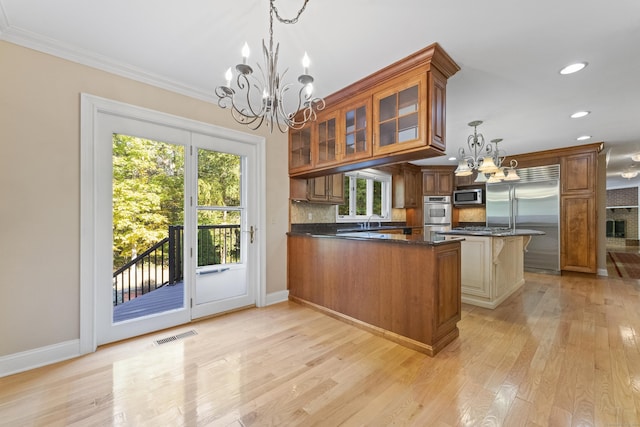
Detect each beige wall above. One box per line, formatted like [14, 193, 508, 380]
[0, 41, 288, 356]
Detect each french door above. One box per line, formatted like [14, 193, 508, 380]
[92, 106, 260, 346]
[190, 133, 257, 318]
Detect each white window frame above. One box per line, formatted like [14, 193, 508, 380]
[336, 169, 392, 223]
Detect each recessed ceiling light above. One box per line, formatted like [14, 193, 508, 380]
[571, 111, 590, 118]
[448, 156, 457, 161]
[576, 135, 591, 141]
[560, 62, 588, 75]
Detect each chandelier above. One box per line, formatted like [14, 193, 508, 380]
[454, 120, 520, 183]
[621, 165, 638, 179]
[214, 0, 325, 133]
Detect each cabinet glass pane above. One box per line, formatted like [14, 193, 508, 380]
[318, 118, 336, 163]
[355, 106, 366, 129]
[379, 121, 396, 147]
[398, 113, 418, 142]
[345, 105, 367, 156]
[356, 129, 366, 152]
[346, 109, 355, 133]
[290, 128, 311, 168]
[398, 85, 419, 116]
[379, 94, 397, 122]
[346, 133, 355, 155]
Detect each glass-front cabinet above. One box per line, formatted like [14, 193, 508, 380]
[342, 98, 372, 161]
[289, 126, 313, 173]
[287, 43, 460, 178]
[314, 110, 339, 167]
[373, 74, 426, 156]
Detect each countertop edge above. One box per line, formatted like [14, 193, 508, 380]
[286, 231, 464, 246]
[438, 229, 545, 237]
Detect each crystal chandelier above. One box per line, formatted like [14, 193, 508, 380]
[214, 0, 325, 133]
[454, 120, 520, 183]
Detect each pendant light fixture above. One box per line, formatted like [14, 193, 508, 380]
[214, 0, 325, 132]
[454, 120, 519, 183]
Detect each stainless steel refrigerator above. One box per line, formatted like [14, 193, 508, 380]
[486, 164, 560, 273]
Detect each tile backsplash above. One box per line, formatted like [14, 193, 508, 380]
[457, 207, 486, 223]
[290, 201, 407, 224]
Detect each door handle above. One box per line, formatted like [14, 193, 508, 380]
[197, 267, 230, 275]
[243, 225, 256, 243]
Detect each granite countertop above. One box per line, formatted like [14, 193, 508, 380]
[439, 228, 546, 237]
[287, 230, 464, 246]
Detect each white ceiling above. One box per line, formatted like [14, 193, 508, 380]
[2, 0, 639, 188]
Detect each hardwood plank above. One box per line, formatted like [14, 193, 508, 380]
[2, 272, 640, 425]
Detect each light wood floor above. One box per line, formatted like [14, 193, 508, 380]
[2, 272, 640, 426]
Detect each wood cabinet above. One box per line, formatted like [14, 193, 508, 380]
[422, 167, 454, 196]
[560, 151, 597, 272]
[307, 174, 344, 204]
[561, 195, 596, 273]
[393, 164, 420, 208]
[373, 74, 425, 156]
[289, 126, 312, 174]
[288, 234, 461, 356]
[454, 171, 483, 187]
[288, 43, 460, 179]
[314, 109, 340, 167]
[562, 151, 596, 194]
[341, 97, 372, 162]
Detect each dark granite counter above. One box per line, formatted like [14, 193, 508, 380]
[287, 230, 464, 246]
[439, 228, 545, 237]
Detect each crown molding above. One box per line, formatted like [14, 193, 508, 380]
[0, 7, 216, 104]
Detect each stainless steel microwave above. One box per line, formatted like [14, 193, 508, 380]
[453, 188, 484, 206]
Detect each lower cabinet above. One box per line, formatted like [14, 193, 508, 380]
[287, 234, 461, 356]
[444, 234, 525, 309]
[561, 195, 596, 273]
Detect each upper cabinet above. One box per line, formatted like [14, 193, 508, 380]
[423, 167, 454, 196]
[289, 126, 313, 174]
[288, 43, 460, 179]
[373, 74, 425, 156]
[342, 97, 372, 162]
[561, 152, 596, 194]
[314, 109, 340, 167]
[393, 164, 421, 208]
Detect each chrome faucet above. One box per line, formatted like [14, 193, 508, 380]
[366, 214, 382, 229]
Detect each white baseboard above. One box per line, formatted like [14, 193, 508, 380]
[265, 290, 289, 306]
[597, 268, 608, 277]
[0, 339, 80, 378]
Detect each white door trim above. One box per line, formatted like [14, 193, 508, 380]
[80, 93, 266, 354]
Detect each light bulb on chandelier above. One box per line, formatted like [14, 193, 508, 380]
[214, 0, 325, 132]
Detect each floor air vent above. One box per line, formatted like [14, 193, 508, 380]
[154, 329, 197, 346]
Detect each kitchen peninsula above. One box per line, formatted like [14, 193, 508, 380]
[287, 230, 463, 356]
[440, 227, 544, 309]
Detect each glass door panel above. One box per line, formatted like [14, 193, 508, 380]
[193, 146, 253, 316]
[111, 134, 185, 323]
[289, 127, 312, 170]
[344, 104, 368, 158]
[373, 76, 424, 154]
[317, 116, 337, 164]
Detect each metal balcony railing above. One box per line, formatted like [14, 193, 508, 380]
[112, 224, 240, 306]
